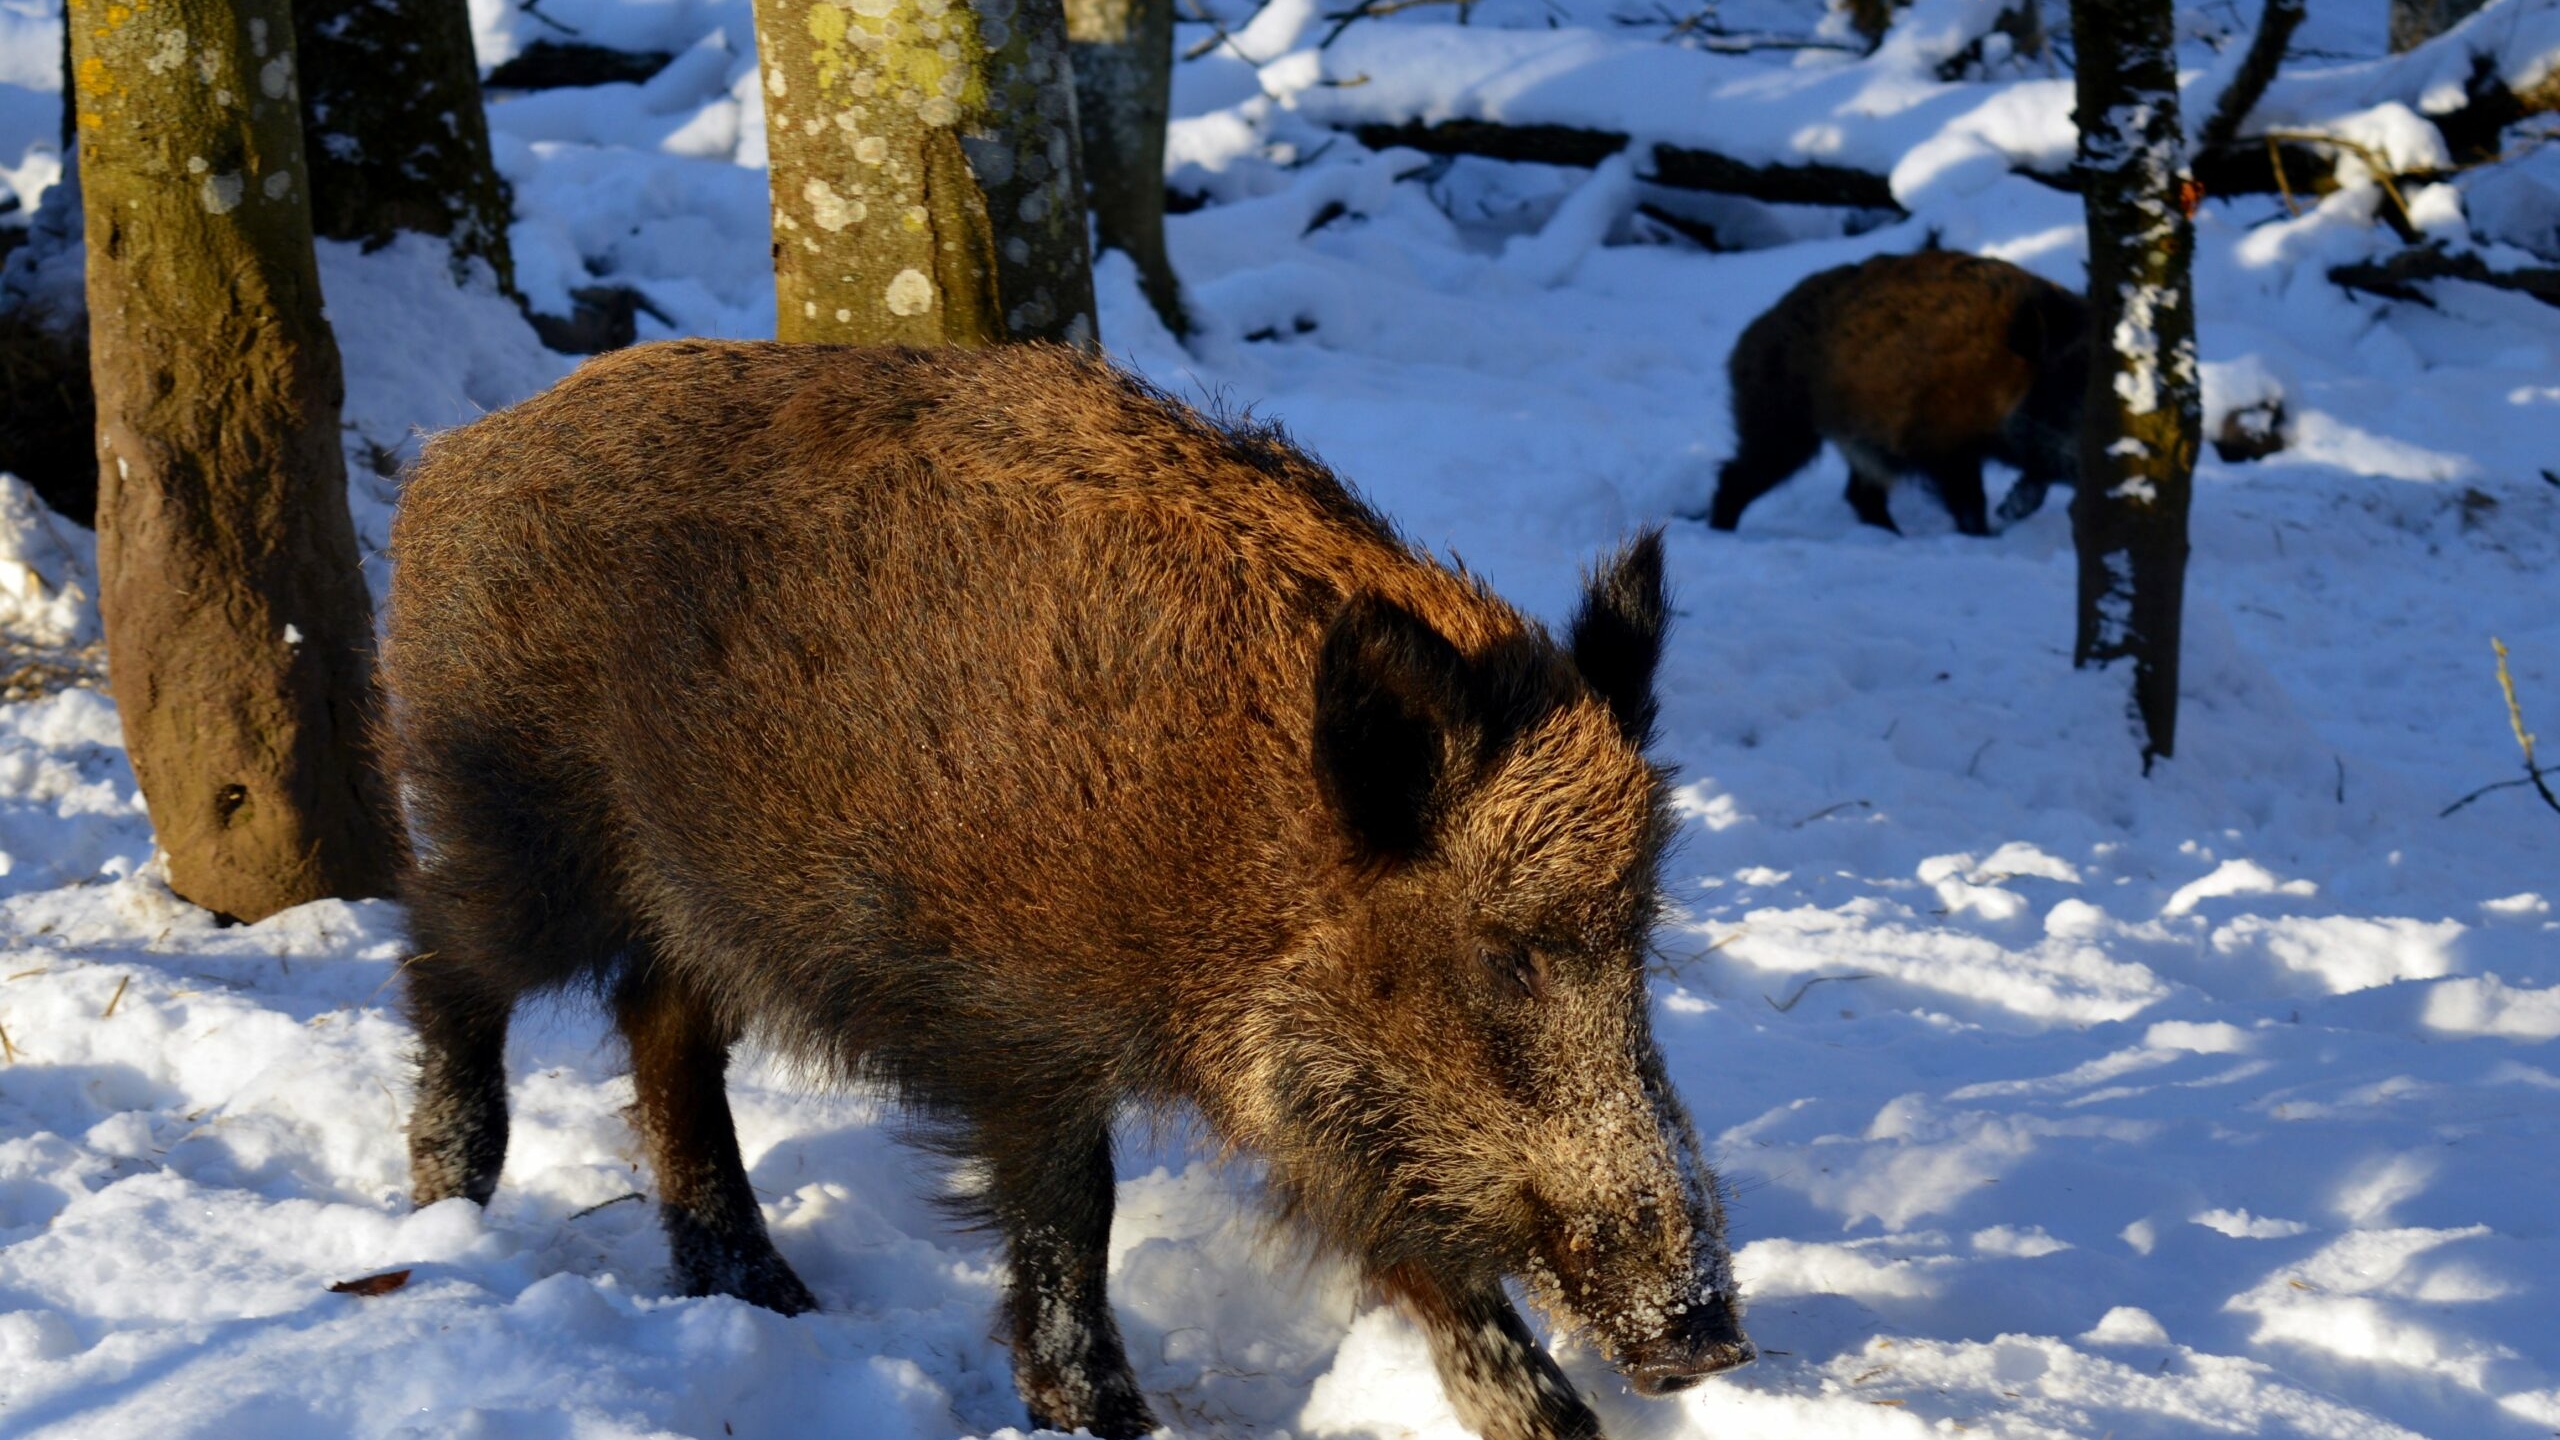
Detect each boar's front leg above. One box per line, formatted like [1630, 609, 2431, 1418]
[617, 967, 817, 1316]
[1385, 1266, 1601, 1440]
[1928, 458, 1993, 537]
[991, 1119, 1157, 1439]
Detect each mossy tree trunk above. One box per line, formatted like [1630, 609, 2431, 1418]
[72, 0, 400, 919]
[296, 0, 515, 289]
[1065, 0, 1184, 335]
[2069, 0, 2201, 768]
[753, 0, 1097, 345]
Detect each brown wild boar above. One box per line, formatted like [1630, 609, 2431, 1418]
[1698, 250, 2087, 536]
[386, 342, 1750, 1440]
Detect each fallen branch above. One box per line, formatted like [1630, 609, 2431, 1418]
[1349, 118, 1904, 209]
[1335, 24, 2548, 219]
[2327, 244, 2560, 307]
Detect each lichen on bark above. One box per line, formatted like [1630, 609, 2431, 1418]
[72, 0, 399, 919]
[2070, 0, 2201, 767]
[756, 0, 1097, 345]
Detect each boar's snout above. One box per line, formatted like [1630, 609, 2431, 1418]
[1617, 1291, 1755, 1395]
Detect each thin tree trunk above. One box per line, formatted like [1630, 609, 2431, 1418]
[296, 0, 516, 290]
[1065, 0, 1185, 335]
[2069, 0, 2201, 768]
[2195, 0, 2305, 152]
[72, 0, 399, 919]
[752, 0, 1097, 346]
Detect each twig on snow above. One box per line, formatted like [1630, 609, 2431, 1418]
[1766, 972, 1874, 1013]
[1180, 0, 1273, 64]
[1318, 0, 1463, 49]
[519, 0, 582, 36]
[2441, 638, 2560, 818]
[1789, 798, 1873, 828]
[2494, 638, 2560, 815]
[568, 1192, 647, 1221]
[2257, 129, 2420, 234]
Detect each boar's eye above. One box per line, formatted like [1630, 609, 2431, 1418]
[1481, 945, 1548, 1002]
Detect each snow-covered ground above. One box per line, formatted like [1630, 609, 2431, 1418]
[3, 0, 2560, 1434]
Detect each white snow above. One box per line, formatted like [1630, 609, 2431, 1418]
[4, 0, 2560, 1435]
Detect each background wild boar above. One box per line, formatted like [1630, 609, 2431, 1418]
[386, 342, 1751, 1440]
[1698, 250, 2088, 536]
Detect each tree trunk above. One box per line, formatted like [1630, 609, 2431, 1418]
[72, 0, 400, 919]
[2389, 0, 2486, 52]
[752, 0, 1098, 346]
[296, 0, 516, 290]
[1065, 0, 1185, 335]
[2069, 0, 2201, 768]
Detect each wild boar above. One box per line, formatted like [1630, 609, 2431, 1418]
[385, 341, 1750, 1440]
[1697, 250, 2087, 536]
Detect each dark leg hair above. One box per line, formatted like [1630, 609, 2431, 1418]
[1697, 414, 1822, 532]
[1996, 472, 2055, 527]
[618, 963, 817, 1315]
[406, 953, 514, 1206]
[1383, 1265, 1600, 1440]
[1843, 470, 1902, 534]
[991, 1117, 1156, 1438]
[1930, 457, 1992, 537]
[401, 731, 629, 1210]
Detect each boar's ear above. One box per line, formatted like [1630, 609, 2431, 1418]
[1569, 530, 1667, 747]
[1314, 593, 1476, 859]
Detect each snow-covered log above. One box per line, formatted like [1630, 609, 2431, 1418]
[1348, 119, 1905, 211]
[2327, 243, 2560, 305]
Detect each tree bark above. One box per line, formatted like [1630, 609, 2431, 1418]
[2070, 0, 2202, 767]
[1065, 0, 1185, 334]
[753, 0, 1098, 346]
[72, 0, 400, 918]
[296, 0, 516, 290]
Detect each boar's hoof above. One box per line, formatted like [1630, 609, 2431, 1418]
[1023, 1375, 1158, 1440]
[667, 1217, 819, 1316]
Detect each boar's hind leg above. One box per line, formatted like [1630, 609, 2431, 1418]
[1387, 1267, 1600, 1440]
[992, 1119, 1157, 1438]
[406, 955, 515, 1207]
[617, 967, 817, 1316]
[1842, 472, 1902, 535]
[1696, 410, 1820, 532]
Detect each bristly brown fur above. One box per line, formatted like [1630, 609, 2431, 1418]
[1702, 250, 2088, 537]
[385, 341, 1748, 1440]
